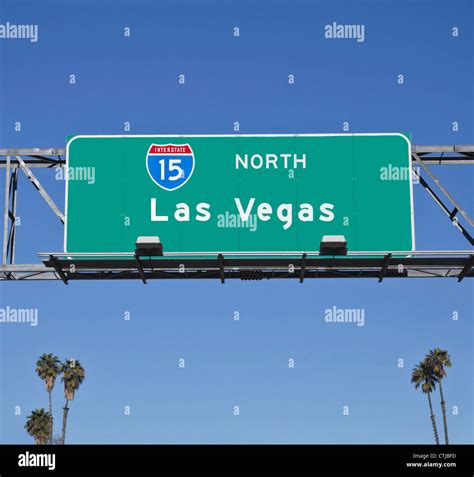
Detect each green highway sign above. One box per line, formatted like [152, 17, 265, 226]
[64, 134, 415, 255]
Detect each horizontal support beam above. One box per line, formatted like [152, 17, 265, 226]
[413, 145, 474, 153]
[0, 253, 470, 281]
[2, 159, 466, 169]
[0, 145, 473, 156]
[0, 158, 64, 168]
[2, 268, 471, 281]
[413, 157, 474, 165]
[3, 156, 472, 166]
[0, 264, 53, 272]
[0, 273, 59, 280]
[39, 250, 474, 258]
[1, 252, 472, 282]
[40, 256, 473, 270]
[0, 146, 473, 160]
[0, 148, 65, 156]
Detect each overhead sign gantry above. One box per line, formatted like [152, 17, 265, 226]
[0, 137, 472, 283]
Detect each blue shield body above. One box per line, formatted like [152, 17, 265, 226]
[146, 143, 195, 191]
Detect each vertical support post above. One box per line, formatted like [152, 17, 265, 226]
[7, 166, 18, 264]
[2, 156, 10, 264]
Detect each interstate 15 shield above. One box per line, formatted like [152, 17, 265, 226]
[146, 143, 195, 191]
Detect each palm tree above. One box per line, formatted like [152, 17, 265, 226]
[427, 348, 452, 444]
[35, 353, 61, 444]
[61, 359, 85, 444]
[25, 408, 52, 445]
[411, 360, 440, 444]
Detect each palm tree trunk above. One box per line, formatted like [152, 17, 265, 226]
[427, 392, 440, 444]
[61, 400, 70, 445]
[438, 380, 449, 444]
[48, 390, 53, 444]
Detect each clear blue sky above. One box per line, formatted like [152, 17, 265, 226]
[0, 0, 472, 444]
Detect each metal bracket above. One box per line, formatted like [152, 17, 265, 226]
[300, 253, 307, 283]
[218, 253, 225, 284]
[49, 255, 68, 284]
[458, 255, 474, 282]
[378, 253, 392, 282]
[134, 254, 147, 284]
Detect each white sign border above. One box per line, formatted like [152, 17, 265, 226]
[64, 133, 415, 255]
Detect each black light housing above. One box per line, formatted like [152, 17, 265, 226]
[135, 236, 163, 256]
[319, 235, 347, 255]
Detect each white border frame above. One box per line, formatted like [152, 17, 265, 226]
[64, 133, 415, 254]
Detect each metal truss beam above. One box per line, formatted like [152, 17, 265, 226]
[414, 172, 473, 246]
[413, 152, 474, 227]
[0, 252, 472, 282]
[15, 156, 65, 223]
[412, 145, 474, 164]
[0, 145, 473, 168]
